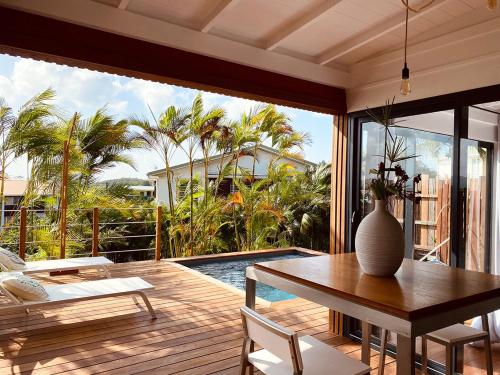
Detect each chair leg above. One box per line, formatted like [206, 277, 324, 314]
[136, 292, 156, 319]
[240, 337, 253, 375]
[484, 336, 493, 375]
[421, 336, 428, 375]
[378, 329, 388, 375]
[481, 314, 493, 375]
[445, 344, 453, 375]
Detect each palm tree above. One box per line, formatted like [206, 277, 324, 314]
[77, 107, 141, 189]
[130, 105, 189, 257]
[176, 94, 225, 253]
[9, 88, 57, 204]
[0, 99, 15, 225]
[228, 111, 260, 251]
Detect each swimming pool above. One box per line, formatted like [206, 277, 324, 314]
[186, 253, 312, 302]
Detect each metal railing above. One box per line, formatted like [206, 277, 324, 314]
[0, 206, 163, 262]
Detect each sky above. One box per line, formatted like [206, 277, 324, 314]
[0, 54, 333, 181]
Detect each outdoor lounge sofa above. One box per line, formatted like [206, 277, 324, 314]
[0, 275, 157, 318]
[0, 256, 113, 277]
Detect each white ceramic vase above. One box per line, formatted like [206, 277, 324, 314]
[355, 200, 405, 277]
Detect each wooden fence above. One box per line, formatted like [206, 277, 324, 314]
[393, 174, 487, 269]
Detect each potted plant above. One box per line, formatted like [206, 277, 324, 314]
[355, 98, 421, 277]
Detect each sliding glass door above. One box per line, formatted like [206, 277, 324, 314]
[349, 108, 494, 371]
[357, 113, 454, 262]
[460, 139, 493, 273]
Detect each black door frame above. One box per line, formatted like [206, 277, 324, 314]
[344, 84, 499, 372]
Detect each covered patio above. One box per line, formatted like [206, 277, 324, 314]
[0, 260, 497, 374]
[0, 0, 499, 374]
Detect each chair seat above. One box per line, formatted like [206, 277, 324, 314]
[425, 324, 488, 345]
[248, 335, 370, 375]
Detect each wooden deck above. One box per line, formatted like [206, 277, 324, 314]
[0, 260, 497, 374]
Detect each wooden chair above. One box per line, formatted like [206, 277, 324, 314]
[240, 306, 370, 375]
[377, 315, 493, 375]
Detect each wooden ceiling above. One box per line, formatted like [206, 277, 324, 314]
[89, 0, 489, 67]
[0, 0, 499, 110]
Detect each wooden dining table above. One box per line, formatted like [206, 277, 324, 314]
[245, 253, 500, 374]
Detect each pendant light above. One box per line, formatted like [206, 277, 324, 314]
[400, 3, 411, 96]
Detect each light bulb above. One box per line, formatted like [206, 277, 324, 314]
[400, 63, 411, 96]
[401, 78, 411, 96]
[488, 0, 496, 9]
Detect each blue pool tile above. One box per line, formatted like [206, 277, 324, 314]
[187, 253, 309, 302]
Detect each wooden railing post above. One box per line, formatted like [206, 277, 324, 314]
[155, 206, 162, 261]
[19, 206, 27, 260]
[92, 207, 99, 257]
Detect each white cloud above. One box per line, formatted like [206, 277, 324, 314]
[108, 100, 129, 114]
[123, 78, 175, 114]
[0, 58, 126, 116]
[220, 96, 264, 120]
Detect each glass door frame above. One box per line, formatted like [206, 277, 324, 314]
[459, 138, 494, 273]
[344, 85, 499, 370]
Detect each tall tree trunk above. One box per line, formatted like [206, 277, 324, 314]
[189, 155, 194, 256]
[164, 158, 178, 258]
[232, 151, 241, 251]
[248, 144, 259, 249]
[0, 150, 6, 228]
[203, 149, 209, 201]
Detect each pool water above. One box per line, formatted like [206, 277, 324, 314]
[187, 253, 310, 302]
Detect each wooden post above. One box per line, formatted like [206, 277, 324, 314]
[92, 207, 99, 257]
[19, 206, 27, 260]
[329, 113, 348, 335]
[59, 139, 69, 259]
[155, 206, 162, 261]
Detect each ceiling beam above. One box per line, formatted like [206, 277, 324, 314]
[0, 0, 350, 87]
[117, 0, 130, 10]
[265, 0, 344, 51]
[318, 0, 449, 65]
[0, 6, 347, 114]
[200, 0, 239, 33]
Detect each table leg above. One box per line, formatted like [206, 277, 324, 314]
[396, 334, 415, 375]
[361, 321, 372, 365]
[245, 277, 256, 309]
[455, 344, 464, 374]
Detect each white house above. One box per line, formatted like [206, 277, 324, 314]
[147, 145, 316, 205]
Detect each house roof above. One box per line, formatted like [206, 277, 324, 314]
[147, 145, 316, 178]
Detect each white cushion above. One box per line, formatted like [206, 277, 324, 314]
[1, 275, 48, 301]
[0, 247, 25, 270]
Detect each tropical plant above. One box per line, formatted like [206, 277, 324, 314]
[130, 105, 189, 257]
[174, 94, 225, 254]
[366, 98, 421, 203]
[0, 99, 15, 224]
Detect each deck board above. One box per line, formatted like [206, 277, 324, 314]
[0, 260, 496, 374]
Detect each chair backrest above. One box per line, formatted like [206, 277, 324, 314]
[240, 306, 303, 374]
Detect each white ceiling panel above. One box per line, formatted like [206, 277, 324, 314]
[2, 0, 498, 92]
[209, 0, 323, 43]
